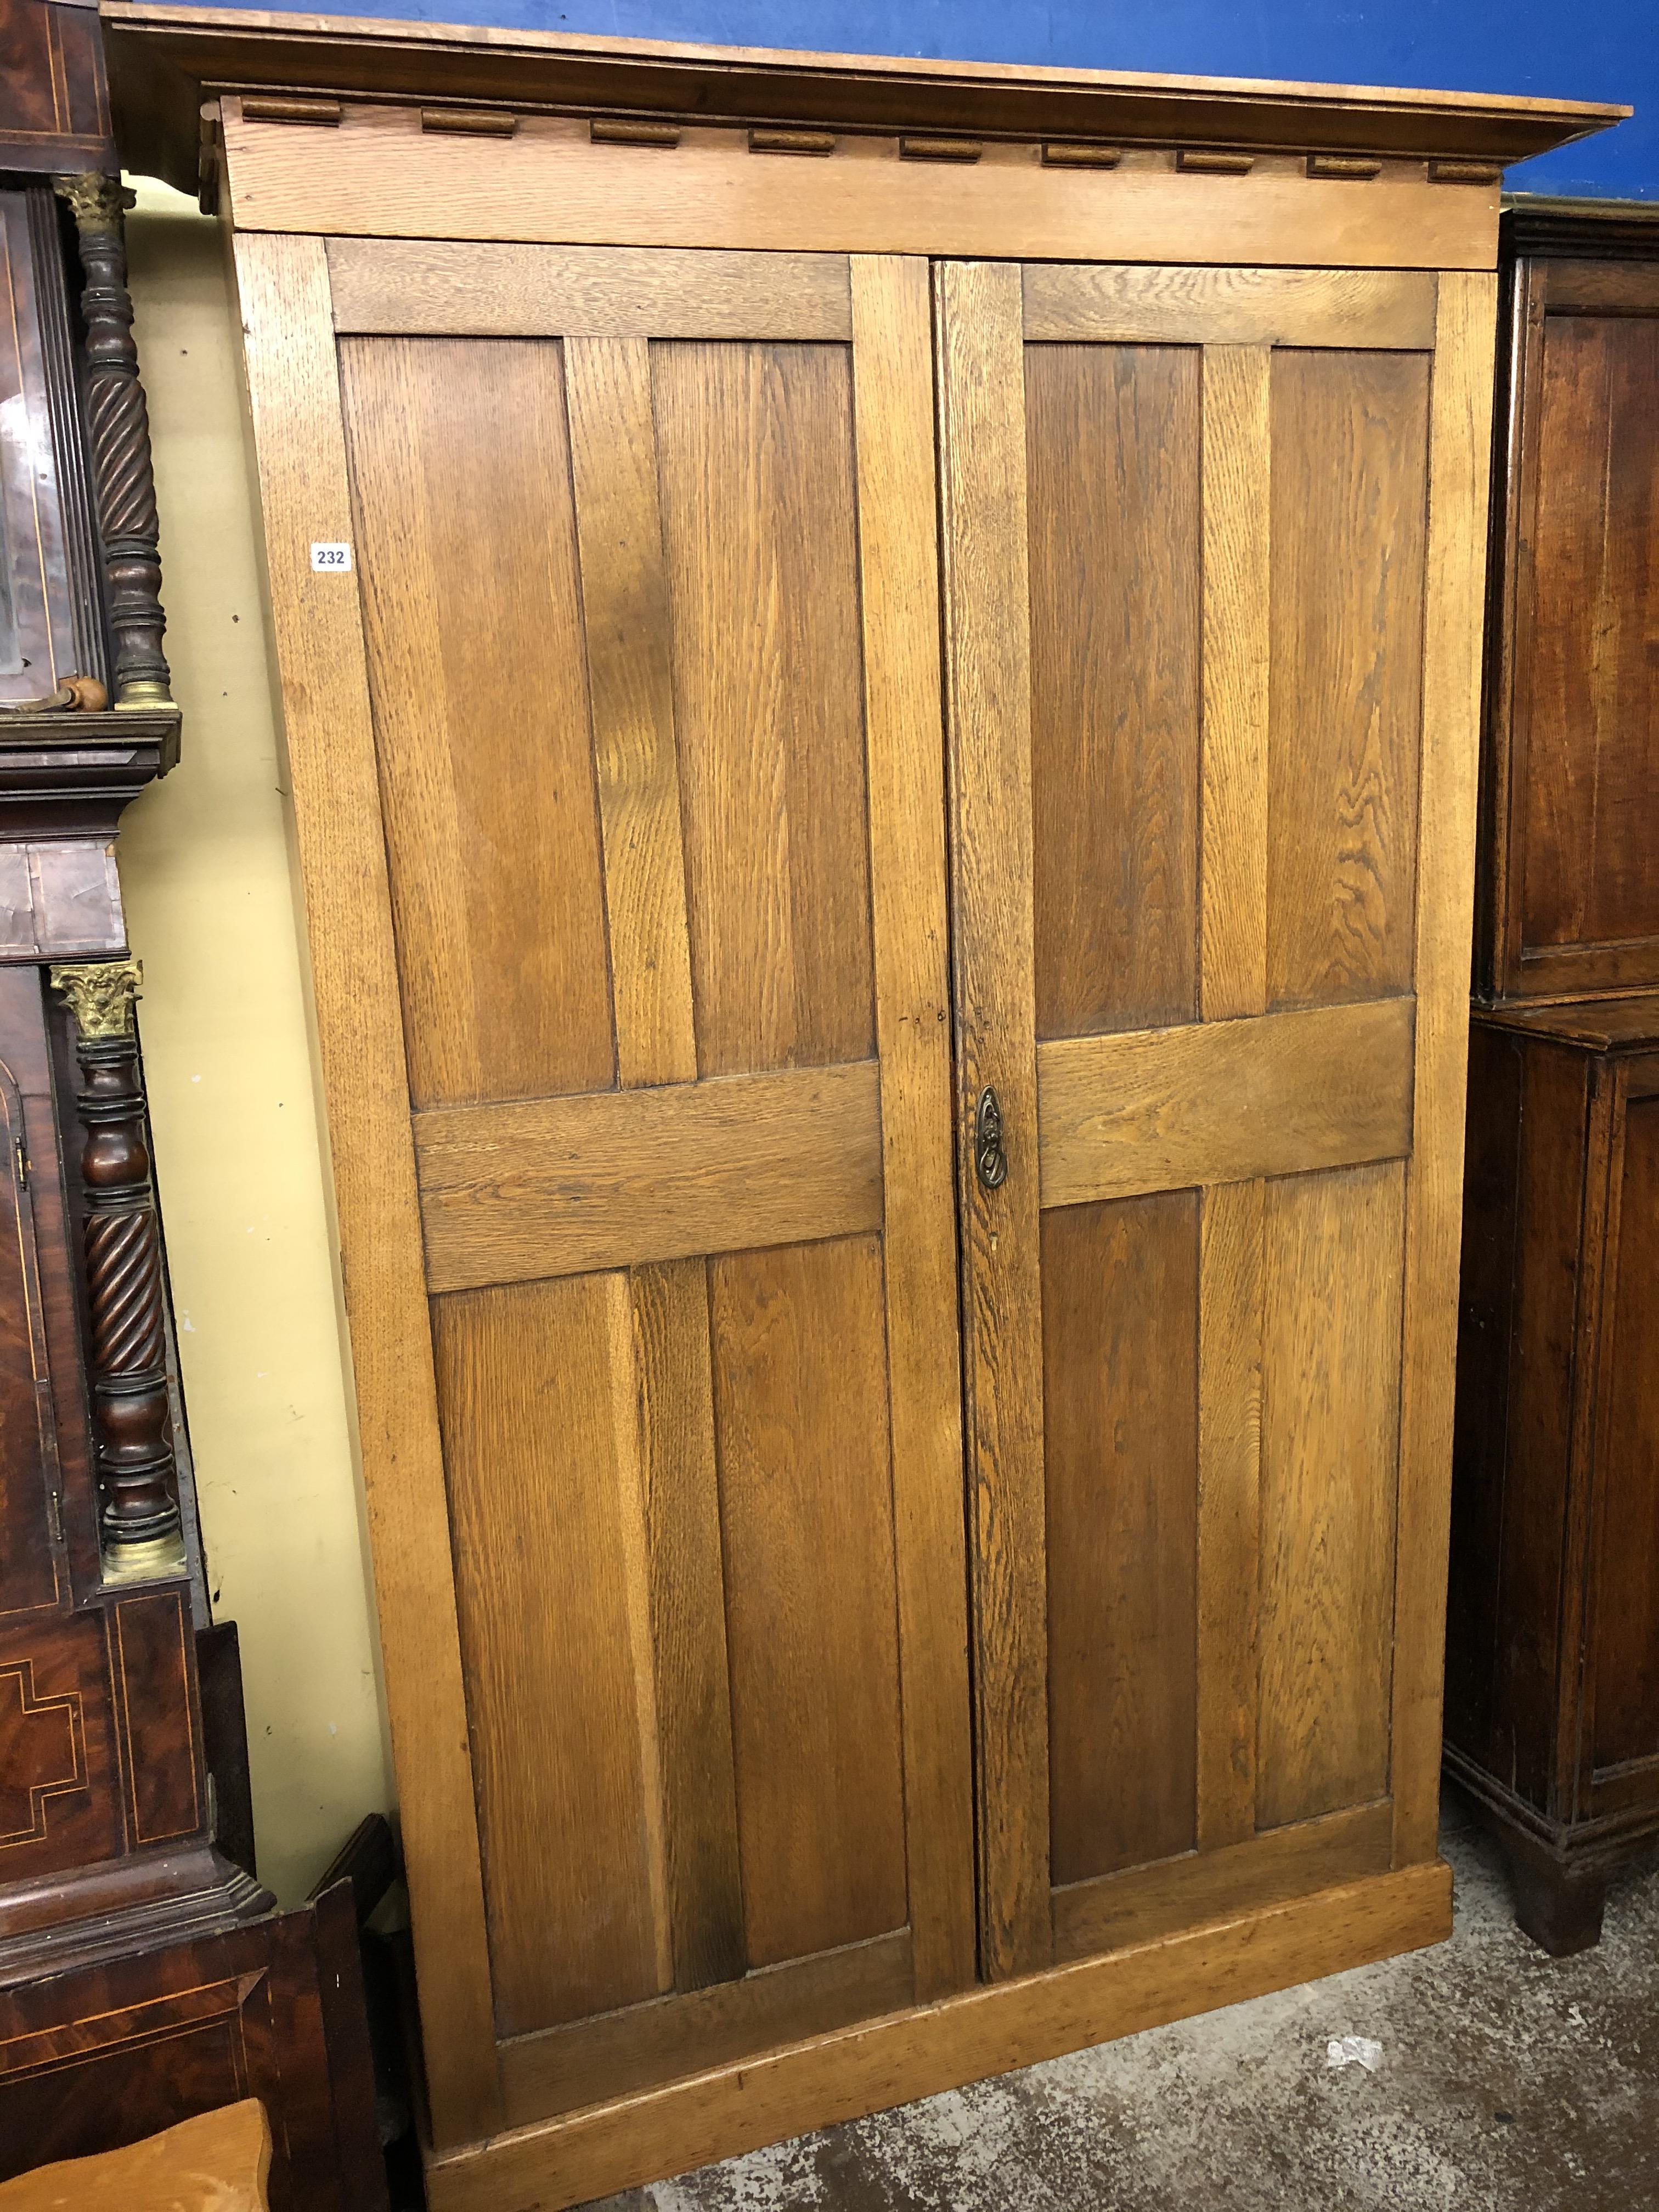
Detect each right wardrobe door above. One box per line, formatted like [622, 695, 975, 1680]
[935, 258, 1495, 1980]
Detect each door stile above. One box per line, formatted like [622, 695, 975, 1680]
[851, 253, 980, 2000]
[230, 230, 503, 2144]
[935, 259, 1053, 1981]
[563, 330, 747, 1995]
[1193, 340, 1272, 1853]
[1391, 270, 1497, 1867]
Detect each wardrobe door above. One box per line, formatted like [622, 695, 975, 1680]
[234, 240, 975, 2145]
[936, 261, 1494, 1977]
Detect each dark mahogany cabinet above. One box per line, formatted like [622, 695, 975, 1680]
[1449, 196, 1659, 1953]
[1449, 1000, 1659, 1952]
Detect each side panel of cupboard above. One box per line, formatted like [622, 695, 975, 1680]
[936, 261, 1494, 1976]
[233, 237, 977, 2142]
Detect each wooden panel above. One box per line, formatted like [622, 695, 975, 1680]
[652, 339, 875, 1079]
[328, 238, 853, 337]
[111, 1596, 198, 1848]
[1257, 1161, 1405, 1832]
[1590, 1094, 1659, 1770]
[1024, 264, 1436, 348]
[1043, 1193, 1198, 1885]
[434, 1275, 667, 2039]
[627, 1260, 744, 1992]
[1199, 345, 1272, 1022]
[1197, 1177, 1265, 1850]
[1053, 1798, 1390, 1960]
[499, 1932, 913, 2126]
[564, 335, 697, 1091]
[710, 1235, 909, 1970]
[1026, 342, 1200, 1039]
[1266, 348, 1429, 1009]
[1390, 272, 1498, 1866]
[221, 111, 1501, 271]
[414, 1060, 882, 1290]
[339, 335, 615, 1110]
[1539, 259, 1659, 315]
[425, 1863, 1453, 2212]
[1037, 996, 1414, 1208]
[232, 233, 499, 2144]
[849, 254, 977, 2001]
[1517, 314, 1659, 960]
[936, 257, 1052, 1980]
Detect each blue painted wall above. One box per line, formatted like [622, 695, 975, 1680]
[212, 0, 1651, 196]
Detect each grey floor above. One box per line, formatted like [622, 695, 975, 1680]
[584, 1792, 1659, 2212]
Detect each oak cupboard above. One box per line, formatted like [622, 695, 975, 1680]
[104, 10, 1621, 2204]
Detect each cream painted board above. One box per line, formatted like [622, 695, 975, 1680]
[119, 178, 390, 1907]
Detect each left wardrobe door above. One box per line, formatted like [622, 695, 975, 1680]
[234, 240, 975, 2146]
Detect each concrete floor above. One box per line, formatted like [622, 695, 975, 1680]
[585, 1792, 1659, 2212]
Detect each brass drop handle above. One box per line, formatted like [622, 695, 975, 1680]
[975, 1087, 1008, 1191]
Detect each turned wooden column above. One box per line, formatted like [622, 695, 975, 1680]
[52, 172, 173, 709]
[49, 957, 185, 1581]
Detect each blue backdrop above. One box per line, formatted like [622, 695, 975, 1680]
[210, 0, 1651, 196]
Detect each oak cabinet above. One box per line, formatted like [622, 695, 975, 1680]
[104, 10, 1617, 2207]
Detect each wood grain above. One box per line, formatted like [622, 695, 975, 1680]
[1036, 996, 1414, 1207]
[498, 1931, 914, 2126]
[0, 2097, 273, 2211]
[1197, 1177, 1265, 1850]
[1026, 340, 1200, 1038]
[653, 338, 874, 1079]
[328, 237, 852, 337]
[1199, 344, 1272, 1022]
[338, 334, 615, 1110]
[1267, 347, 1430, 1010]
[425, 1862, 1453, 2212]
[1024, 264, 1437, 347]
[1391, 272, 1497, 1867]
[1053, 1798, 1390, 1960]
[413, 1060, 882, 1290]
[710, 1235, 910, 1968]
[1257, 1161, 1405, 1832]
[1043, 1193, 1199, 1884]
[565, 335, 697, 1091]
[849, 253, 977, 2001]
[434, 1275, 667, 2037]
[230, 232, 500, 2145]
[936, 256, 1052, 1980]
[219, 110, 1500, 271]
[627, 1259, 744, 1992]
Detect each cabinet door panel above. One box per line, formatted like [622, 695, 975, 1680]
[239, 239, 974, 2142]
[940, 260, 1487, 1977]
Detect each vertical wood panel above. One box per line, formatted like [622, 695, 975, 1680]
[1590, 1093, 1659, 1769]
[1520, 316, 1659, 957]
[1026, 343, 1200, 1039]
[936, 258, 1052, 1979]
[565, 334, 698, 1090]
[626, 1259, 746, 1990]
[435, 1277, 668, 2038]
[1197, 1176, 1265, 1849]
[232, 234, 500, 2144]
[850, 253, 977, 2000]
[1043, 1194, 1199, 1884]
[1200, 345, 1272, 1022]
[710, 1235, 909, 1969]
[1257, 1161, 1404, 1832]
[339, 335, 616, 1109]
[1267, 348, 1429, 1010]
[1392, 272, 1498, 1865]
[653, 340, 875, 1079]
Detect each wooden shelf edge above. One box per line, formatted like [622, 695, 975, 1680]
[422, 1859, 1453, 2212]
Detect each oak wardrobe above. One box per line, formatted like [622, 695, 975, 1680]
[106, 12, 1620, 2206]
